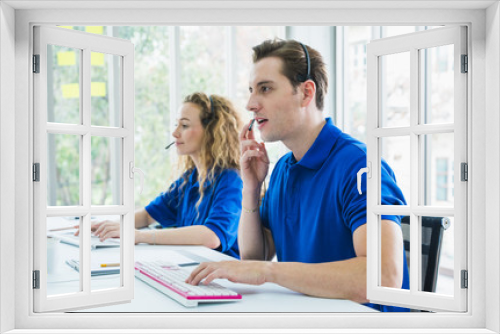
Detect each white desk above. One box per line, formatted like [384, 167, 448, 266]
[47, 242, 376, 313]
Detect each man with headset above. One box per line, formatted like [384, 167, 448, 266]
[186, 39, 409, 312]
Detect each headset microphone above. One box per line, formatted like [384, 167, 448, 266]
[165, 141, 175, 150]
[297, 42, 311, 82]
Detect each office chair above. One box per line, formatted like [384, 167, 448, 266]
[400, 216, 451, 293]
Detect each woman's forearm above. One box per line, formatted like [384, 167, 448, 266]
[136, 225, 221, 249]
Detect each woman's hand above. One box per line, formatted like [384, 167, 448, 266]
[239, 120, 270, 192]
[74, 220, 120, 241]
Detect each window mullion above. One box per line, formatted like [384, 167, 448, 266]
[81, 47, 92, 294]
[410, 47, 420, 294]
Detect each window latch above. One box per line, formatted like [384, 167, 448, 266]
[357, 162, 372, 195]
[129, 161, 145, 195]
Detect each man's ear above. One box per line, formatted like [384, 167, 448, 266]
[300, 79, 316, 108]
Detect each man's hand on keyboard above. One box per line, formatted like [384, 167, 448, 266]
[185, 261, 270, 286]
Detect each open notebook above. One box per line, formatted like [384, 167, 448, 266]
[47, 230, 121, 249]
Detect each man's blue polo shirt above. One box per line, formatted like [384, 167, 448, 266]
[260, 118, 409, 312]
[145, 168, 242, 258]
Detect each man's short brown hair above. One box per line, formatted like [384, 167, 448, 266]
[252, 39, 328, 111]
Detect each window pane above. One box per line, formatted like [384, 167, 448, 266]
[421, 133, 454, 207]
[91, 52, 122, 127]
[380, 215, 410, 292]
[47, 133, 80, 206]
[91, 215, 122, 291]
[380, 136, 411, 204]
[46, 216, 81, 296]
[48, 45, 81, 124]
[420, 44, 454, 124]
[420, 216, 454, 296]
[380, 52, 411, 128]
[91, 137, 122, 205]
[343, 26, 377, 142]
[180, 26, 226, 97]
[115, 26, 171, 208]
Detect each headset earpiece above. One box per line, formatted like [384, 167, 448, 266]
[297, 43, 311, 82]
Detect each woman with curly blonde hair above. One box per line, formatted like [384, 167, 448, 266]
[84, 92, 244, 258]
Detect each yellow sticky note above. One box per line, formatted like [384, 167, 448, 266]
[91, 82, 106, 97]
[85, 26, 104, 35]
[58, 26, 74, 30]
[91, 52, 105, 66]
[57, 51, 76, 66]
[62, 83, 80, 99]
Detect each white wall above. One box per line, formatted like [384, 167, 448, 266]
[485, 2, 500, 333]
[0, 2, 16, 333]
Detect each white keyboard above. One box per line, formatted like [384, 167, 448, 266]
[134, 260, 242, 307]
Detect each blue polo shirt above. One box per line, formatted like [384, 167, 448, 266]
[260, 118, 409, 312]
[145, 168, 242, 258]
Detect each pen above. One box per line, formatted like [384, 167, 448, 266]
[100, 263, 120, 268]
[178, 262, 200, 267]
[248, 119, 256, 131]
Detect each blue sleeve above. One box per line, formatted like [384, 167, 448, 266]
[203, 170, 243, 253]
[144, 177, 183, 227]
[341, 154, 407, 233]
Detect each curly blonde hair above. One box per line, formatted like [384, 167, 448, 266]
[177, 92, 243, 208]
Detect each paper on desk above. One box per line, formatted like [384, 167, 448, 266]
[135, 249, 197, 266]
[46, 216, 79, 231]
[66, 251, 121, 276]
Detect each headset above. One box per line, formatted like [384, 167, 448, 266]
[209, 95, 214, 114]
[297, 42, 311, 82]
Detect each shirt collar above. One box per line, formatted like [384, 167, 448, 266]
[288, 117, 341, 170]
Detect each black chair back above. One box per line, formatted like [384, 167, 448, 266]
[400, 216, 450, 292]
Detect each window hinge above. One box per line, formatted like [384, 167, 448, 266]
[33, 54, 40, 73]
[461, 162, 468, 181]
[461, 54, 468, 73]
[33, 270, 40, 289]
[461, 270, 468, 289]
[33, 163, 40, 182]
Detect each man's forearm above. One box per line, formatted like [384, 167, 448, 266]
[264, 257, 368, 303]
[238, 188, 267, 260]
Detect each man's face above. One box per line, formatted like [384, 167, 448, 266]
[246, 57, 302, 143]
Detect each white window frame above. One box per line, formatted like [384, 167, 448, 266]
[365, 25, 467, 312]
[1, 2, 498, 333]
[32, 25, 136, 312]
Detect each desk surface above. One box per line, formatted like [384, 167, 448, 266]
[47, 241, 376, 313]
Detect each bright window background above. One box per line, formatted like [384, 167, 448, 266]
[51, 25, 454, 302]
